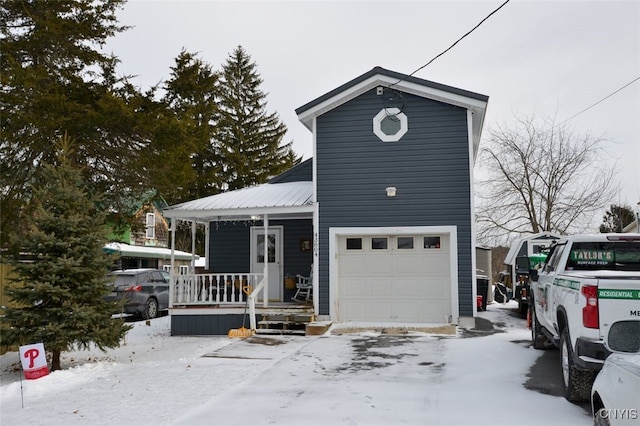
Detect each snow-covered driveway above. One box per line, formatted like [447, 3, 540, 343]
[1, 302, 592, 425]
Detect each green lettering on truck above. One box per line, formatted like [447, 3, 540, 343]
[553, 278, 581, 290]
[598, 289, 640, 299]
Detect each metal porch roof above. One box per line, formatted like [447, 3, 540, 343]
[163, 181, 314, 222]
[104, 243, 197, 261]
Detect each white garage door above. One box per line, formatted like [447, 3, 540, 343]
[338, 233, 451, 323]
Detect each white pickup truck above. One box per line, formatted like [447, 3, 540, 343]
[529, 233, 640, 402]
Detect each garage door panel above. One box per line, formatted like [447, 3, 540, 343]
[394, 279, 448, 297]
[393, 302, 419, 321]
[340, 301, 366, 320]
[339, 255, 368, 276]
[367, 302, 392, 320]
[338, 233, 452, 323]
[416, 302, 450, 323]
[393, 256, 448, 275]
[365, 257, 394, 276]
[368, 279, 394, 297]
[341, 279, 367, 297]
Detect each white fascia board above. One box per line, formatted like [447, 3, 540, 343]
[468, 109, 478, 317]
[329, 225, 457, 236]
[298, 74, 488, 131]
[164, 204, 315, 221]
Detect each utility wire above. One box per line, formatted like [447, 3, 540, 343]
[388, 0, 511, 89]
[558, 76, 640, 126]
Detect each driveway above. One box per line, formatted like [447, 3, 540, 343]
[173, 302, 592, 426]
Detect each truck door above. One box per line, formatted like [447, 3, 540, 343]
[537, 243, 567, 317]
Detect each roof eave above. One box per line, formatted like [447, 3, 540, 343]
[164, 204, 315, 222]
[296, 69, 488, 133]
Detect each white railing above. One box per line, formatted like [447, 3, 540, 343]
[172, 273, 263, 305]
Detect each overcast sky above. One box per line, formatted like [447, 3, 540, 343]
[104, 0, 640, 218]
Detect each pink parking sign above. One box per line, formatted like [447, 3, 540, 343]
[19, 343, 49, 380]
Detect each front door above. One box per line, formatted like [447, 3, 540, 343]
[250, 226, 283, 301]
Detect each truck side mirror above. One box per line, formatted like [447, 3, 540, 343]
[529, 269, 538, 282]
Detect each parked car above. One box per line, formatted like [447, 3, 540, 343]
[105, 269, 171, 319]
[591, 320, 640, 425]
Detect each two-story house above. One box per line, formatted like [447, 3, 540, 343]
[164, 67, 489, 335]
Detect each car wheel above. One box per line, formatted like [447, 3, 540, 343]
[560, 328, 594, 402]
[594, 408, 611, 426]
[530, 304, 549, 350]
[142, 298, 158, 320]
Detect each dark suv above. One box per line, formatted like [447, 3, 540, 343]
[105, 269, 170, 319]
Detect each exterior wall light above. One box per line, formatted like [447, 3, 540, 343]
[386, 187, 397, 197]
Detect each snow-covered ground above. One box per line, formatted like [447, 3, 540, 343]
[1, 301, 593, 425]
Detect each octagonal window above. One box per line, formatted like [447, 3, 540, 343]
[373, 107, 408, 142]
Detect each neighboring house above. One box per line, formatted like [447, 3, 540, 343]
[164, 66, 489, 335]
[107, 189, 170, 249]
[104, 242, 197, 273]
[105, 190, 197, 271]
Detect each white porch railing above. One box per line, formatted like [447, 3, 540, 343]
[172, 273, 263, 305]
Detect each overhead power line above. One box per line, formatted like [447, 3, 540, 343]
[558, 76, 640, 126]
[388, 0, 511, 89]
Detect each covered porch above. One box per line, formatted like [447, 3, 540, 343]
[163, 181, 318, 335]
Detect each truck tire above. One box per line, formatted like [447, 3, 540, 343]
[530, 304, 549, 350]
[560, 328, 594, 402]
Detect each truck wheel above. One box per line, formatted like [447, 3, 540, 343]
[560, 328, 594, 402]
[530, 305, 549, 350]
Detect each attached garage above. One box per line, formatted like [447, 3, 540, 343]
[329, 226, 459, 324]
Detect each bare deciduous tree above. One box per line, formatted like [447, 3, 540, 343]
[476, 114, 616, 244]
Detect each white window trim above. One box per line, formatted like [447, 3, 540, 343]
[373, 107, 408, 142]
[146, 213, 155, 239]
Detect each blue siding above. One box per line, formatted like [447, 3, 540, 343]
[171, 314, 246, 336]
[209, 219, 313, 296]
[269, 158, 312, 183]
[316, 88, 474, 317]
[209, 222, 251, 272]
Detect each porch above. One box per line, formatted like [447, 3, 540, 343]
[169, 272, 316, 335]
[163, 180, 318, 336]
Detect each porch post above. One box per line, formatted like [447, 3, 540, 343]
[263, 214, 269, 307]
[204, 222, 210, 270]
[191, 220, 196, 274]
[169, 219, 176, 308]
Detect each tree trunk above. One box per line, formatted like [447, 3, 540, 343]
[51, 349, 61, 371]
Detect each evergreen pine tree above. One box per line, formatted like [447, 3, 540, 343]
[599, 204, 636, 233]
[0, 0, 149, 249]
[2, 136, 131, 371]
[218, 46, 299, 191]
[162, 50, 222, 200]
